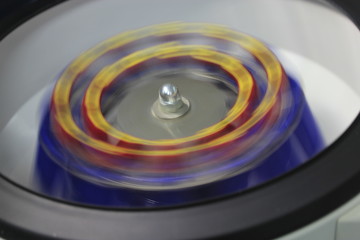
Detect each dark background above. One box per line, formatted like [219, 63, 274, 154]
[0, 0, 37, 19]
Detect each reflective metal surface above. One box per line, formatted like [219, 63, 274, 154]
[108, 70, 236, 139]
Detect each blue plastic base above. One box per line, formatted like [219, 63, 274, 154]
[34, 76, 324, 208]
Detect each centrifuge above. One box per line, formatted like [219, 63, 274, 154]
[0, 0, 359, 239]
